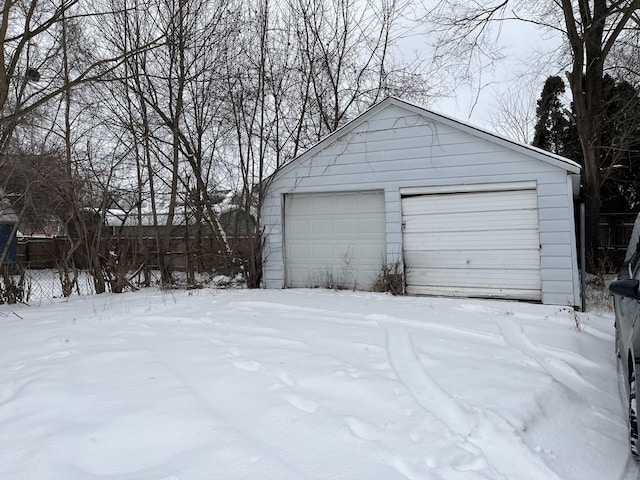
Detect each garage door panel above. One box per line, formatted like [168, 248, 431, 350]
[311, 195, 334, 211]
[335, 219, 357, 234]
[288, 267, 309, 281]
[311, 244, 333, 261]
[311, 219, 332, 235]
[402, 191, 537, 215]
[408, 268, 541, 289]
[403, 211, 538, 232]
[358, 217, 386, 234]
[402, 188, 541, 301]
[285, 192, 386, 289]
[361, 244, 385, 261]
[287, 196, 311, 213]
[286, 220, 309, 235]
[408, 285, 541, 301]
[403, 230, 541, 250]
[287, 244, 309, 258]
[404, 250, 541, 270]
[335, 244, 357, 260]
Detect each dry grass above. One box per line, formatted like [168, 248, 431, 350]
[584, 272, 615, 312]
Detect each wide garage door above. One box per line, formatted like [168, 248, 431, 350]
[402, 188, 542, 301]
[285, 191, 386, 289]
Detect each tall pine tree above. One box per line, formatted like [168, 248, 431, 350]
[532, 76, 574, 157]
[533, 75, 640, 212]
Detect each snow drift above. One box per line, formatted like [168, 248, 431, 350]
[0, 289, 632, 479]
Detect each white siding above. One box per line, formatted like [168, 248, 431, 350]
[262, 99, 581, 306]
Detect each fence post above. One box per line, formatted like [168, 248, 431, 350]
[580, 203, 586, 312]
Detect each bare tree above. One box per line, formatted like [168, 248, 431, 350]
[291, 0, 432, 140]
[0, 0, 166, 299]
[102, 0, 163, 287]
[0, 0, 159, 139]
[488, 79, 538, 143]
[426, 0, 640, 269]
[99, 0, 240, 285]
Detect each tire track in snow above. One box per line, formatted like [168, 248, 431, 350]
[383, 323, 472, 435]
[378, 316, 562, 480]
[498, 317, 595, 394]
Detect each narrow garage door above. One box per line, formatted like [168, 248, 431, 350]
[402, 189, 542, 301]
[285, 191, 386, 290]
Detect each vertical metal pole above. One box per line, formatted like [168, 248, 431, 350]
[580, 203, 586, 312]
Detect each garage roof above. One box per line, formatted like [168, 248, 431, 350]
[277, 97, 582, 178]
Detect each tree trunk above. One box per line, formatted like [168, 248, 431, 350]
[563, 0, 608, 271]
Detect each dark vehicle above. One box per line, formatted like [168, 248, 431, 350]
[610, 213, 640, 459]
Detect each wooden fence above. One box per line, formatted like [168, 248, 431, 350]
[16, 235, 253, 273]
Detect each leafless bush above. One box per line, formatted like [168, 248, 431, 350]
[372, 261, 405, 295]
[304, 251, 359, 291]
[585, 272, 615, 312]
[0, 265, 28, 304]
[57, 263, 79, 298]
[304, 269, 358, 291]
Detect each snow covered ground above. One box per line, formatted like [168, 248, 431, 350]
[0, 288, 634, 479]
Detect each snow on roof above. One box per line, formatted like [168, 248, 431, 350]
[103, 190, 243, 228]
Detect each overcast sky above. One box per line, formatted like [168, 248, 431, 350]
[420, 17, 566, 139]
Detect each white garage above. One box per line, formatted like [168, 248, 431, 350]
[261, 97, 582, 306]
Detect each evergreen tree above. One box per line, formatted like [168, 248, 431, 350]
[532, 76, 573, 157]
[533, 75, 640, 212]
[600, 76, 640, 212]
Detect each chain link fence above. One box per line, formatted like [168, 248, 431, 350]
[0, 265, 245, 304]
[0, 267, 96, 304]
[0, 232, 254, 304]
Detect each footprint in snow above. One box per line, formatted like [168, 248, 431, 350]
[283, 394, 319, 413]
[344, 416, 380, 441]
[233, 360, 261, 372]
[424, 442, 488, 472]
[275, 371, 296, 387]
[544, 357, 593, 389]
[227, 347, 242, 357]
